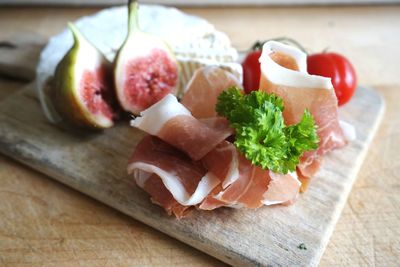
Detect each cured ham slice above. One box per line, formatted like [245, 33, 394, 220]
[200, 154, 267, 210]
[200, 141, 300, 210]
[201, 141, 240, 189]
[131, 94, 233, 161]
[142, 174, 190, 218]
[127, 136, 220, 213]
[180, 66, 242, 119]
[128, 136, 301, 216]
[262, 172, 301, 205]
[258, 41, 348, 179]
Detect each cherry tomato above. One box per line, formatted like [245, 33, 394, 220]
[307, 52, 357, 106]
[242, 50, 262, 94]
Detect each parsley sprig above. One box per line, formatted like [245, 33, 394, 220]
[216, 87, 319, 174]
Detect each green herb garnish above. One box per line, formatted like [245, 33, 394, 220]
[216, 87, 319, 174]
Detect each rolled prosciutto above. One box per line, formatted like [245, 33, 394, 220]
[200, 141, 301, 210]
[258, 41, 352, 179]
[130, 94, 233, 161]
[127, 136, 220, 216]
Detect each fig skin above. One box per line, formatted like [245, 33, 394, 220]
[51, 23, 116, 130]
[113, 0, 180, 115]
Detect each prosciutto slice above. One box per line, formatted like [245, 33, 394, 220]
[127, 136, 220, 212]
[131, 94, 233, 161]
[258, 41, 349, 179]
[141, 174, 190, 218]
[201, 141, 240, 189]
[180, 66, 242, 119]
[200, 141, 300, 210]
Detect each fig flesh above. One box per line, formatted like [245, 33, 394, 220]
[52, 23, 117, 129]
[114, 0, 179, 115]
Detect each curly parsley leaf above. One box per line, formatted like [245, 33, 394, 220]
[216, 87, 319, 174]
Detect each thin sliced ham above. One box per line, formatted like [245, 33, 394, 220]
[262, 172, 301, 206]
[142, 174, 190, 218]
[200, 141, 300, 210]
[200, 153, 269, 210]
[131, 94, 233, 161]
[202, 141, 240, 189]
[258, 41, 348, 179]
[180, 66, 242, 119]
[127, 136, 220, 210]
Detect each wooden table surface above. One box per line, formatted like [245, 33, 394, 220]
[0, 5, 399, 266]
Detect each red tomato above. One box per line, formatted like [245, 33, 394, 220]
[242, 50, 262, 94]
[307, 52, 357, 106]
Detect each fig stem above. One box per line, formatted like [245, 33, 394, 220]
[128, 0, 139, 33]
[68, 22, 83, 45]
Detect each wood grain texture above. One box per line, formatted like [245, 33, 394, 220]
[0, 33, 45, 81]
[0, 79, 24, 101]
[320, 85, 400, 266]
[0, 6, 399, 267]
[0, 152, 225, 267]
[0, 83, 384, 266]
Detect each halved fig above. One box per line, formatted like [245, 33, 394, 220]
[51, 23, 117, 129]
[114, 0, 179, 115]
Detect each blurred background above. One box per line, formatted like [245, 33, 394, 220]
[1, 0, 399, 5]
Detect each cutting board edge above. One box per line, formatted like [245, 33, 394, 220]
[310, 87, 385, 266]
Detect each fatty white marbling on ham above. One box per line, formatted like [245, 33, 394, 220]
[131, 94, 233, 161]
[127, 135, 220, 217]
[200, 141, 300, 210]
[259, 41, 353, 179]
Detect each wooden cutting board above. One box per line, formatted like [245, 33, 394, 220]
[0, 84, 384, 266]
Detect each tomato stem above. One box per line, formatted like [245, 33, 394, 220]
[251, 41, 264, 51]
[250, 37, 308, 54]
[322, 47, 330, 53]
